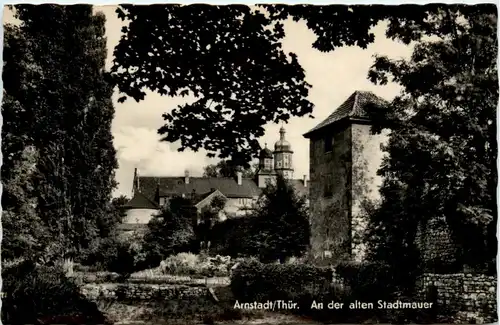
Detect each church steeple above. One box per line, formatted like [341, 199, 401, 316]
[273, 126, 294, 179]
[258, 143, 274, 173]
[279, 126, 286, 140]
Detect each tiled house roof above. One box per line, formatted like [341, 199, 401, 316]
[303, 90, 388, 138]
[194, 189, 226, 210]
[133, 175, 309, 205]
[137, 176, 262, 203]
[123, 191, 159, 209]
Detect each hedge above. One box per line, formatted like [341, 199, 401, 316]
[230, 260, 436, 324]
[230, 260, 334, 302]
[1, 260, 109, 325]
[335, 261, 395, 301]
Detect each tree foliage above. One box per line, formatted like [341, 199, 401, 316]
[198, 195, 227, 247]
[365, 5, 497, 275]
[251, 173, 310, 262]
[1, 146, 51, 261]
[2, 4, 117, 261]
[203, 160, 257, 178]
[111, 4, 482, 166]
[112, 4, 314, 166]
[143, 196, 198, 262]
[96, 195, 129, 238]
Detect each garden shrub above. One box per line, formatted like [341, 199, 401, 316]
[333, 261, 414, 322]
[159, 253, 232, 277]
[229, 260, 421, 323]
[81, 236, 145, 279]
[160, 252, 199, 274]
[209, 216, 259, 257]
[336, 261, 395, 300]
[230, 260, 334, 303]
[1, 260, 108, 324]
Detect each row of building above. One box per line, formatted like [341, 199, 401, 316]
[122, 90, 389, 261]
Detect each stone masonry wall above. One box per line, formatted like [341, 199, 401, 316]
[415, 273, 497, 324]
[350, 124, 389, 261]
[81, 283, 208, 301]
[309, 124, 352, 261]
[415, 216, 458, 269]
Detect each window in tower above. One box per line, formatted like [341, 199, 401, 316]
[284, 155, 289, 167]
[324, 135, 334, 153]
[276, 161, 282, 168]
[264, 158, 272, 170]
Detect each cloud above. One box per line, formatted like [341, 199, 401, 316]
[113, 125, 217, 177]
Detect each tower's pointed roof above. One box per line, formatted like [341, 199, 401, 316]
[274, 126, 292, 152]
[259, 143, 273, 159]
[303, 90, 388, 138]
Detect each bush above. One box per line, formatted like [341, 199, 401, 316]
[335, 261, 395, 302]
[1, 260, 109, 324]
[143, 197, 198, 260]
[159, 253, 232, 277]
[332, 261, 427, 323]
[209, 217, 258, 257]
[81, 236, 147, 278]
[230, 260, 428, 323]
[230, 260, 334, 303]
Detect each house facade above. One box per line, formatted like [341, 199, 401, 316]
[122, 127, 309, 231]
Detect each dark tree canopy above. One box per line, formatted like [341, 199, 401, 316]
[203, 160, 257, 178]
[365, 5, 497, 276]
[3, 4, 118, 260]
[112, 4, 314, 166]
[143, 196, 198, 261]
[111, 4, 494, 167]
[251, 173, 310, 262]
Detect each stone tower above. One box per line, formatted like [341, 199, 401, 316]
[256, 143, 274, 188]
[274, 126, 294, 179]
[303, 91, 389, 262]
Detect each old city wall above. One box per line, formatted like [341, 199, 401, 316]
[309, 125, 352, 261]
[81, 283, 208, 301]
[350, 124, 389, 261]
[415, 273, 497, 324]
[415, 216, 458, 269]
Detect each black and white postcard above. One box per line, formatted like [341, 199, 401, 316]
[1, 3, 497, 324]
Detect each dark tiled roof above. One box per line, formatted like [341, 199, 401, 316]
[303, 91, 388, 138]
[123, 191, 159, 209]
[198, 188, 220, 201]
[138, 176, 262, 201]
[136, 176, 309, 203]
[195, 189, 226, 209]
[259, 147, 273, 159]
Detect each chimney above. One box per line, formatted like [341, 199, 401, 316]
[236, 171, 242, 186]
[184, 169, 190, 184]
[303, 175, 307, 187]
[133, 168, 140, 193]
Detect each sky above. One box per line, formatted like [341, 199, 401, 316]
[4, 5, 414, 198]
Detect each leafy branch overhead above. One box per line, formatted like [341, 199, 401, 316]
[112, 5, 313, 165]
[112, 4, 492, 166]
